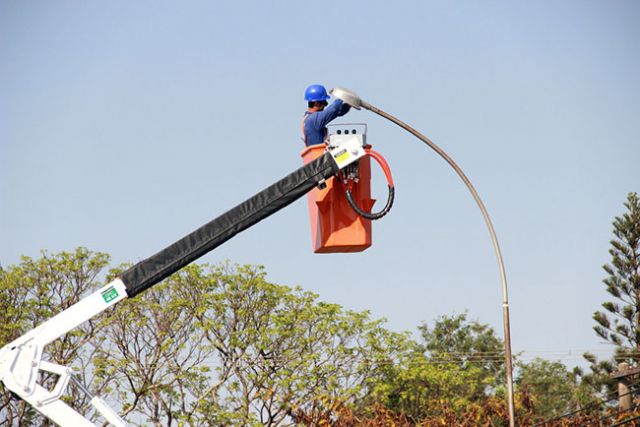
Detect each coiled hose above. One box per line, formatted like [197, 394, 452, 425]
[344, 148, 395, 220]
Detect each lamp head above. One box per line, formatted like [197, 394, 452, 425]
[330, 87, 363, 110]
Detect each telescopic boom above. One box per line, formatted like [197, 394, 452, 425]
[0, 140, 366, 426]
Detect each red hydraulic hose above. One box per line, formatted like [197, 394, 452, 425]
[365, 148, 394, 187]
[344, 148, 395, 220]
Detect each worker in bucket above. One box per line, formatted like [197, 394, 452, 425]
[302, 84, 351, 146]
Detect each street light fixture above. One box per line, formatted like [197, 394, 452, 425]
[331, 87, 516, 427]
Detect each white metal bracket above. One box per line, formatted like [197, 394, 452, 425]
[0, 279, 128, 426]
[328, 133, 367, 170]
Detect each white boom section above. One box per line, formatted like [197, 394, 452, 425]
[0, 279, 128, 426]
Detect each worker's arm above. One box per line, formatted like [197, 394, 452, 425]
[308, 99, 351, 129]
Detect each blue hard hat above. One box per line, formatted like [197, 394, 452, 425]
[304, 84, 330, 102]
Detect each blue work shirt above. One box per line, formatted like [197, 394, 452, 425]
[302, 99, 351, 146]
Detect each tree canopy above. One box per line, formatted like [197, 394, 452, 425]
[2, 246, 637, 426]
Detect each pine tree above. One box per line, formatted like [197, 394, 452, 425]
[592, 192, 640, 366]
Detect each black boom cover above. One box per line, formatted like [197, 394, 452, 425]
[120, 152, 338, 297]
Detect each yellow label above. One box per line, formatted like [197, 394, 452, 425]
[334, 149, 350, 165]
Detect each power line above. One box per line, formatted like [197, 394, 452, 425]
[367, 356, 636, 366]
[584, 401, 640, 427]
[424, 349, 640, 357]
[533, 385, 640, 427]
[610, 414, 640, 427]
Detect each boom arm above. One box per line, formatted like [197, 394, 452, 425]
[0, 141, 365, 426]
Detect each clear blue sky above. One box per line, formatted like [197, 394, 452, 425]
[1, 1, 639, 367]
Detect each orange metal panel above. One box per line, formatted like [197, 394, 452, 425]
[301, 144, 374, 253]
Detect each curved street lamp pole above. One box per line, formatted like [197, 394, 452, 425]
[331, 88, 515, 427]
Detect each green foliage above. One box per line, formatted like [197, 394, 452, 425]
[0, 248, 111, 426]
[595, 192, 640, 359]
[358, 312, 508, 423]
[585, 192, 640, 394]
[3, 248, 614, 426]
[515, 358, 580, 421]
[95, 264, 216, 425]
[94, 261, 411, 425]
[189, 263, 407, 425]
[367, 345, 488, 422]
[420, 312, 505, 397]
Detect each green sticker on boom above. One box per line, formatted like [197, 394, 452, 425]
[101, 286, 119, 303]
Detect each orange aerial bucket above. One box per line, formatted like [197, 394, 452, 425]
[301, 143, 375, 253]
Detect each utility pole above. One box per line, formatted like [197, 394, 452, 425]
[610, 362, 640, 410]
